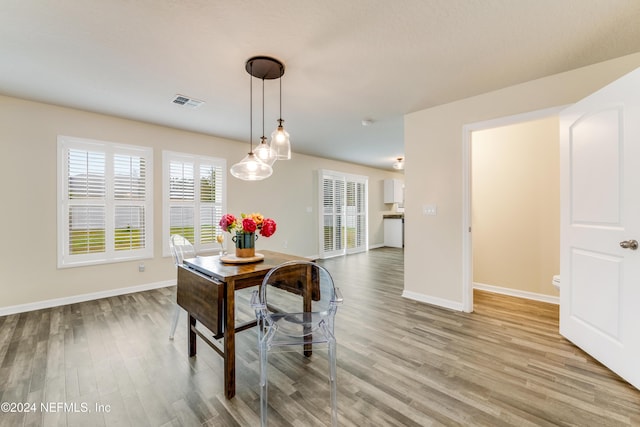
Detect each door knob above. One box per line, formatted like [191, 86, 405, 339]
[620, 240, 639, 250]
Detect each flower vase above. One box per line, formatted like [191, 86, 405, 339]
[233, 232, 257, 258]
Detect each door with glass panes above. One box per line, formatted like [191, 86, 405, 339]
[320, 170, 367, 258]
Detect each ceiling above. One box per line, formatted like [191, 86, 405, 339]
[2, 0, 640, 170]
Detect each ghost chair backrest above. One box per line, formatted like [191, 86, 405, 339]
[169, 234, 196, 267]
[251, 260, 343, 426]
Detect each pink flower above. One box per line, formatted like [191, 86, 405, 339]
[242, 218, 257, 233]
[260, 218, 277, 237]
[219, 214, 236, 232]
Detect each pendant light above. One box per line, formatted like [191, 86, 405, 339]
[270, 62, 291, 160]
[231, 56, 288, 180]
[230, 58, 274, 181]
[253, 76, 276, 166]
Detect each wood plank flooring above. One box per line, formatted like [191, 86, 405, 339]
[1, 247, 639, 426]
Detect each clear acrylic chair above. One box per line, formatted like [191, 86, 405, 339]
[251, 261, 343, 427]
[169, 234, 196, 340]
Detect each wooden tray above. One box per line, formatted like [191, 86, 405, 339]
[220, 253, 265, 264]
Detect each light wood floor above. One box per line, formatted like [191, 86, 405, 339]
[1, 248, 639, 426]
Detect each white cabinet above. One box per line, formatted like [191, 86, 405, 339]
[383, 218, 403, 248]
[384, 179, 404, 204]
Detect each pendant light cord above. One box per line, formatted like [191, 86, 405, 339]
[249, 61, 253, 154]
[279, 65, 283, 120]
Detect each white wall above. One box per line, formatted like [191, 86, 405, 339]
[403, 52, 640, 310]
[472, 117, 559, 297]
[0, 95, 402, 313]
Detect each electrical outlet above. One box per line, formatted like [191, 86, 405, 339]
[138, 263, 145, 272]
[283, 240, 288, 248]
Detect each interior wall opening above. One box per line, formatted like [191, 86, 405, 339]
[469, 116, 561, 309]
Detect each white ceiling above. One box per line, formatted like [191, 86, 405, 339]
[2, 0, 640, 170]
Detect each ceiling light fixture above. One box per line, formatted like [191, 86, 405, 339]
[231, 56, 289, 180]
[230, 58, 276, 180]
[392, 157, 405, 170]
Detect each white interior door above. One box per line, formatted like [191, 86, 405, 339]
[560, 67, 640, 390]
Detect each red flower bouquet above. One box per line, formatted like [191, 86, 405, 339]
[219, 212, 277, 237]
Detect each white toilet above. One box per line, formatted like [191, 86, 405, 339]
[552, 275, 560, 291]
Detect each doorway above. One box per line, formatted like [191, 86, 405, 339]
[461, 106, 565, 312]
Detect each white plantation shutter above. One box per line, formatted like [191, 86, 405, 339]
[169, 161, 195, 201]
[319, 170, 368, 258]
[347, 181, 367, 250]
[199, 162, 223, 245]
[114, 206, 146, 251]
[58, 136, 153, 267]
[357, 182, 366, 247]
[323, 177, 336, 253]
[68, 149, 105, 199]
[169, 206, 195, 242]
[114, 153, 147, 251]
[114, 154, 146, 200]
[335, 179, 345, 251]
[67, 149, 106, 255]
[168, 160, 196, 242]
[69, 205, 106, 254]
[163, 152, 226, 254]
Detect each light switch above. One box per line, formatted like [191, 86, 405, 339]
[423, 204, 437, 216]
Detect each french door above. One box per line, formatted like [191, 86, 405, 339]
[319, 170, 368, 258]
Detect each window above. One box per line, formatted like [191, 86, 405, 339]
[319, 170, 368, 258]
[57, 136, 153, 267]
[163, 151, 226, 255]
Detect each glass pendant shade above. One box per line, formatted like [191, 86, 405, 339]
[271, 120, 291, 160]
[254, 136, 277, 166]
[230, 152, 272, 181]
[392, 157, 404, 170]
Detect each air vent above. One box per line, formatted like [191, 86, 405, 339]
[171, 94, 205, 109]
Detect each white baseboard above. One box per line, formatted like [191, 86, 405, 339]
[401, 290, 464, 311]
[473, 282, 559, 305]
[0, 280, 175, 317]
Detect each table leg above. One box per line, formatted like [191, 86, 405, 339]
[304, 265, 313, 357]
[224, 279, 236, 399]
[188, 314, 197, 357]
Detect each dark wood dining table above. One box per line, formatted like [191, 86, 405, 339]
[176, 250, 312, 399]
